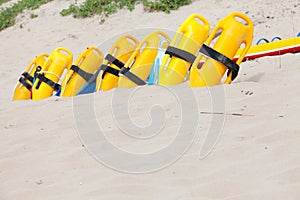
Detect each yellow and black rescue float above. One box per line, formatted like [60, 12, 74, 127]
[31, 47, 73, 101]
[117, 31, 170, 88]
[189, 12, 253, 87]
[96, 34, 139, 91]
[159, 14, 210, 86]
[60, 46, 103, 97]
[13, 54, 48, 100]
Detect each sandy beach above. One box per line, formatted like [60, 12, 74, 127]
[1, 0, 300, 199]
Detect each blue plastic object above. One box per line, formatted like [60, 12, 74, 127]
[76, 69, 100, 95]
[256, 38, 269, 45]
[148, 39, 170, 85]
[270, 36, 282, 42]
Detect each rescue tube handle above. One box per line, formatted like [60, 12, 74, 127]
[174, 14, 209, 47]
[24, 54, 48, 72]
[56, 47, 73, 62]
[124, 34, 139, 45]
[110, 35, 139, 54]
[124, 31, 169, 69]
[179, 14, 210, 35]
[88, 46, 104, 59]
[231, 12, 252, 27]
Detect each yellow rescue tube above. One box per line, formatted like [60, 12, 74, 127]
[60, 46, 103, 97]
[31, 47, 73, 101]
[190, 12, 253, 87]
[96, 34, 139, 91]
[13, 54, 48, 100]
[118, 31, 170, 88]
[159, 14, 210, 86]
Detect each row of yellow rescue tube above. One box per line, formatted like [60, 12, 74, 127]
[13, 12, 254, 101]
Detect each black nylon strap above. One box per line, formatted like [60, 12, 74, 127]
[70, 65, 93, 82]
[21, 72, 34, 83]
[18, 77, 32, 91]
[105, 54, 145, 85]
[120, 67, 146, 86]
[105, 54, 125, 69]
[165, 46, 196, 64]
[199, 44, 239, 81]
[99, 64, 120, 79]
[99, 64, 108, 72]
[85, 68, 101, 85]
[104, 66, 120, 77]
[35, 73, 61, 91]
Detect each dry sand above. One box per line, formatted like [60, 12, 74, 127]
[1, 0, 300, 199]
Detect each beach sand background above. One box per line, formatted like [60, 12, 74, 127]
[1, 0, 300, 199]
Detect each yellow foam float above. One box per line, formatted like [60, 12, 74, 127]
[96, 34, 139, 91]
[190, 12, 253, 87]
[117, 31, 170, 88]
[13, 54, 48, 100]
[159, 14, 210, 86]
[31, 47, 73, 101]
[60, 46, 103, 97]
